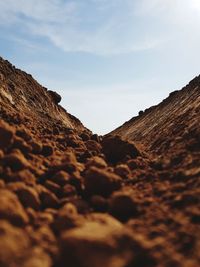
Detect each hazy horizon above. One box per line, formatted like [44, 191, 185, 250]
[0, 0, 200, 134]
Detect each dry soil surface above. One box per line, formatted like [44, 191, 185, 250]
[0, 57, 199, 267]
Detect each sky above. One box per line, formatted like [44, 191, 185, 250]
[0, 0, 200, 134]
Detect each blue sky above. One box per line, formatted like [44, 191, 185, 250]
[0, 0, 200, 134]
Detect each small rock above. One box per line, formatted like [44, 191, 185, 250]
[44, 180, 61, 195]
[70, 198, 90, 214]
[102, 135, 140, 164]
[114, 164, 131, 179]
[91, 134, 100, 142]
[53, 203, 84, 232]
[2, 149, 30, 171]
[12, 136, 32, 154]
[0, 120, 15, 150]
[37, 185, 59, 208]
[85, 140, 101, 153]
[7, 182, 41, 210]
[69, 172, 84, 193]
[54, 152, 80, 174]
[86, 156, 107, 169]
[127, 157, 147, 170]
[48, 90, 61, 104]
[0, 179, 5, 188]
[109, 191, 140, 221]
[90, 195, 108, 212]
[16, 128, 32, 141]
[36, 212, 54, 226]
[0, 189, 29, 226]
[50, 170, 71, 186]
[84, 166, 122, 197]
[41, 145, 54, 157]
[7, 169, 36, 185]
[66, 134, 82, 148]
[29, 140, 43, 154]
[80, 132, 90, 141]
[62, 184, 77, 197]
[26, 207, 37, 223]
[86, 213, 122, 227]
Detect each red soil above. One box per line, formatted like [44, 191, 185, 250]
[0, 56, 199, 267]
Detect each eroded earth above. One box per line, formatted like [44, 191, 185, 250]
[0, 56, 199, 267]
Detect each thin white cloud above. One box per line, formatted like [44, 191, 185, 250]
[136, 0, 200, 25]
[0, 0, 164, 55]
[0, 0, 200, 55]
[0, 0, 77, 23]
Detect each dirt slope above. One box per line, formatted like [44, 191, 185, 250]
[0, 57, 199, 267]
[111, 77, 200, 155]
[111, 78, 200, 175]
[0, 56, 86, 133]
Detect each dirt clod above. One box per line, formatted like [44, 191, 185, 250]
[84, 166, 122, 197]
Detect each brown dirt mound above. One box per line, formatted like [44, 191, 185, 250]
[0, 56, 199, 267]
